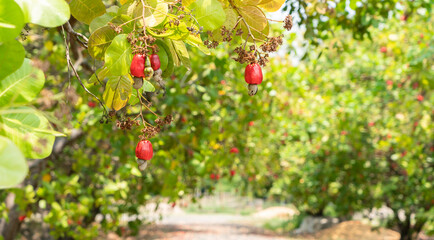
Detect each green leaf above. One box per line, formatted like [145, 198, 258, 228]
[104, 34, 133, 76]
[211, 8, 237, 42]
[111, 15, 134, 33]
[118, 1, 139, 17]
[0, 59, 45, 106]
[0, 0, 25, 42]
[69, 0, 106, 24]
[144, 2, 168, 27]
[189, 0, 226, 31]
[127, 80, 154, 106]
[0, 40, 25, 81]
[103, 75, 132, 111]
[0, 136, 27, 189]
[147, 19, 190, 40]
[143, 80, 155, 92]
[0, 107, 59, 159]
[128, 90, 139, 105]
[88, 67, 109, 84]
[185, 34, 211, 55]
[156, 39, 174, 78]
[89, 12, 116, 33]
[15, 0, 70, 27]
[172, 40, 191, 70]
[153, 41, 167, 71]
[349, 0, 357, 9]
[164, 39, 179, 67]
[88, 26, 117, 60]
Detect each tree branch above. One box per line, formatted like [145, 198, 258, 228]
[63, 21, 88, 48]
[61, 26, 108, 116]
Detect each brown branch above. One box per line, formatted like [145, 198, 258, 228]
[63, 21, 88, 48]
[61, 26, 108, 116]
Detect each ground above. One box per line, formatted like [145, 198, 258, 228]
[106, 206, 401, 240]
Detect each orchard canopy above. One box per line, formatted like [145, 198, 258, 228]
[0, 0, 433, 240]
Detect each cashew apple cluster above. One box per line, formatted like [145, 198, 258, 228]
[130, 53, 163, 90]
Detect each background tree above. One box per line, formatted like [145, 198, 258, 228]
[0, 1, 432, 240]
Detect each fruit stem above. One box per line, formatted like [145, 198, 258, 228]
[117, 16, 142, 28]
[140, 0, 147, 31]
[137, 89, 160, 118]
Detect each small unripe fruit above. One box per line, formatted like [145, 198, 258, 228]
[130, 54, 146, 77]
[144, 67, 154, 80]
[245, 63, 263, 96]
[149, 54, 161, 71]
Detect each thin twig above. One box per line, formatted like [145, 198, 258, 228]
[138, 90, 160, 117]
[266, 18, 284, 22]
[136, 89, 146, 126]
[63, 22, 88, 48]
[61, 26, 107, 115]
[140, 0, 147, 33]
[116, 16, 143, 28]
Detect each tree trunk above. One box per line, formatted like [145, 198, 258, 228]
[0, 193, 21, 240]
[0, 130, 84, 240]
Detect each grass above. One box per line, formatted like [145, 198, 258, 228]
[262, 214, 305, 234]
[185, 200, 258, 215]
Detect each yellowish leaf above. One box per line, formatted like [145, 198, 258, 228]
[239, 6, 267, 32]
[234, 0, 261, 6]
[103, 75, 133, 111]
[258, 0, 285, 12]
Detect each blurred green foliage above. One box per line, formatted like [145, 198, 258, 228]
[0, 2, 433, 240]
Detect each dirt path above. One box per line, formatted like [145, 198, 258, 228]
[138, 223, 294, 240]
[107, 212, 298, 240]
[105, 204, 404, 240]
